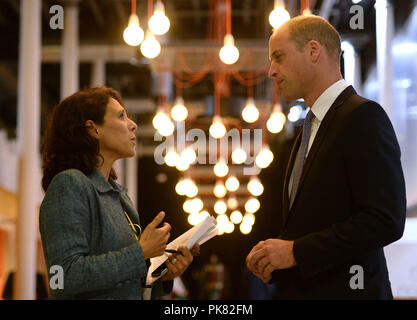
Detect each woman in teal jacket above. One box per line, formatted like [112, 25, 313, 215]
[40, 87, 197, 299]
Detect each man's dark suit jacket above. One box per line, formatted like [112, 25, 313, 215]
[270, 86, 407, 299]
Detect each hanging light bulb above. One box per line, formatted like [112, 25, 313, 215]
[213, 181, 227, 198]
[182, 178, 198, 198]
[242, 98, 259, 123]
[227, 196, 239, 210]
[242, 212, 255, 226]
[209, 116, 226, 139]
[232, 147, 247, 164]
[171, 97, 188, 122]
[214, 200, 227, 215]
[269, 0, 291, 30]
[267, 103, 286, 133]
[152, 110, 174, 136]
[240, 221, 252, 234]
[123, 13, 145, 46]
[224, 221, 235, 233]
[175, 178, 186, 195]
[180, 148, 197, 165]
[140, 30, 161, 59]
[225, 176, 239, 192]
[183, 199, 193, 213]
[245, 197, 260, 214]
[230, 210, 243, 224]
[191, 198, 204, 213]
[164, 150, 180, 167]
[255, 146, 274, 169]
[216, 214, 229, 235]
[148, 0, 170, 36]
[219, 34, 239, 65]
[247, 176, 264, 196]
[214, 159, 229, 177]
[188, 212, 200, 225]
[176, 159, 190, 172]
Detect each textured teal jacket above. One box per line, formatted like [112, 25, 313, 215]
[39, 168, 169, 299]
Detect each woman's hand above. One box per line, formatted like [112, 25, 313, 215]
[139, 211, 171, 260]
[162, 244, 200, 281]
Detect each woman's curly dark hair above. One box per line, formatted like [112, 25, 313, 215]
[41, 86, 124, 191]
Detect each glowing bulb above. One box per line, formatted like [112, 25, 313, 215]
[242, 212, 255, 226]
[247, 177, 264, 196]
[227, 196, 239, 210]
[180, 148, 197, 165]
[190, 198, 204, 213]
[288, 105, 303, 122]
[182, 179, 198, 198]
[255, 146, 274, 169]
[165, 150, 179, 167]
[148, 1, 170, 36]
[216, 214, 229, 226]
[175, 179, 186, 195]
[158, 120, 174, 136]
[269, 1, 290, 30]
[152, 111, 174, 136]
[213, 181, 227, 198]
[219, 34, 239, 65]
[171, 97, 188, 121]
[188, 212, 200, 225]
[140, 31, 161, 59]
[209, 116, 226, 139]
[123, 14, 144, 46]
[214, 159, 229, 177]
[232, 148, 247, 164]
[267, 104, 286, 133]
[225, 176, 239, 192]
[183, 199, 193, 213]
[214, 200, 227, 215]
[176, 159, 190, 172]
[245, 197, 260, 214]
[240, 222, 252, 234]
[230, 210, 243, 224]
[225, 221, 235, 233]
[242, 98, 259, 123]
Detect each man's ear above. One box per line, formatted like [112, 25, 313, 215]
[85, 120, 99, 138]
[308, 40, 321, 63]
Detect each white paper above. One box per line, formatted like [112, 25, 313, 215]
[146, 215, 218, 285]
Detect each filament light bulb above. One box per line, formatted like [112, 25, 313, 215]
[123, 14, 144, 46]
[140, 31, 161, 59]
[219, 34, 239, 65]
[148, 0, 170, 36]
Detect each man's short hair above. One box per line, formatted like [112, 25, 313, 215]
[283, 15, 341, 61]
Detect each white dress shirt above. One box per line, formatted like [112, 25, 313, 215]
[288, 79, 349, 198]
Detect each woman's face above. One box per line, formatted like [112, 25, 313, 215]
[96, 97, 137, 160]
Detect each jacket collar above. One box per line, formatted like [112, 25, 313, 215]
[88, 168, 128, 194]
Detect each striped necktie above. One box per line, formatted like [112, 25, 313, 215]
[289, 110, 315, 209]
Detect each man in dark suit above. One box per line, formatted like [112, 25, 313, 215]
[246, 15, 406, 299]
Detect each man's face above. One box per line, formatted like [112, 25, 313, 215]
[268, 27, 310, 101]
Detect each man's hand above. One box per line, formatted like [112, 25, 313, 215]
[246, 239, 296, 283]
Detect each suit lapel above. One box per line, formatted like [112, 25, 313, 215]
[282, 86, 357, 225]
